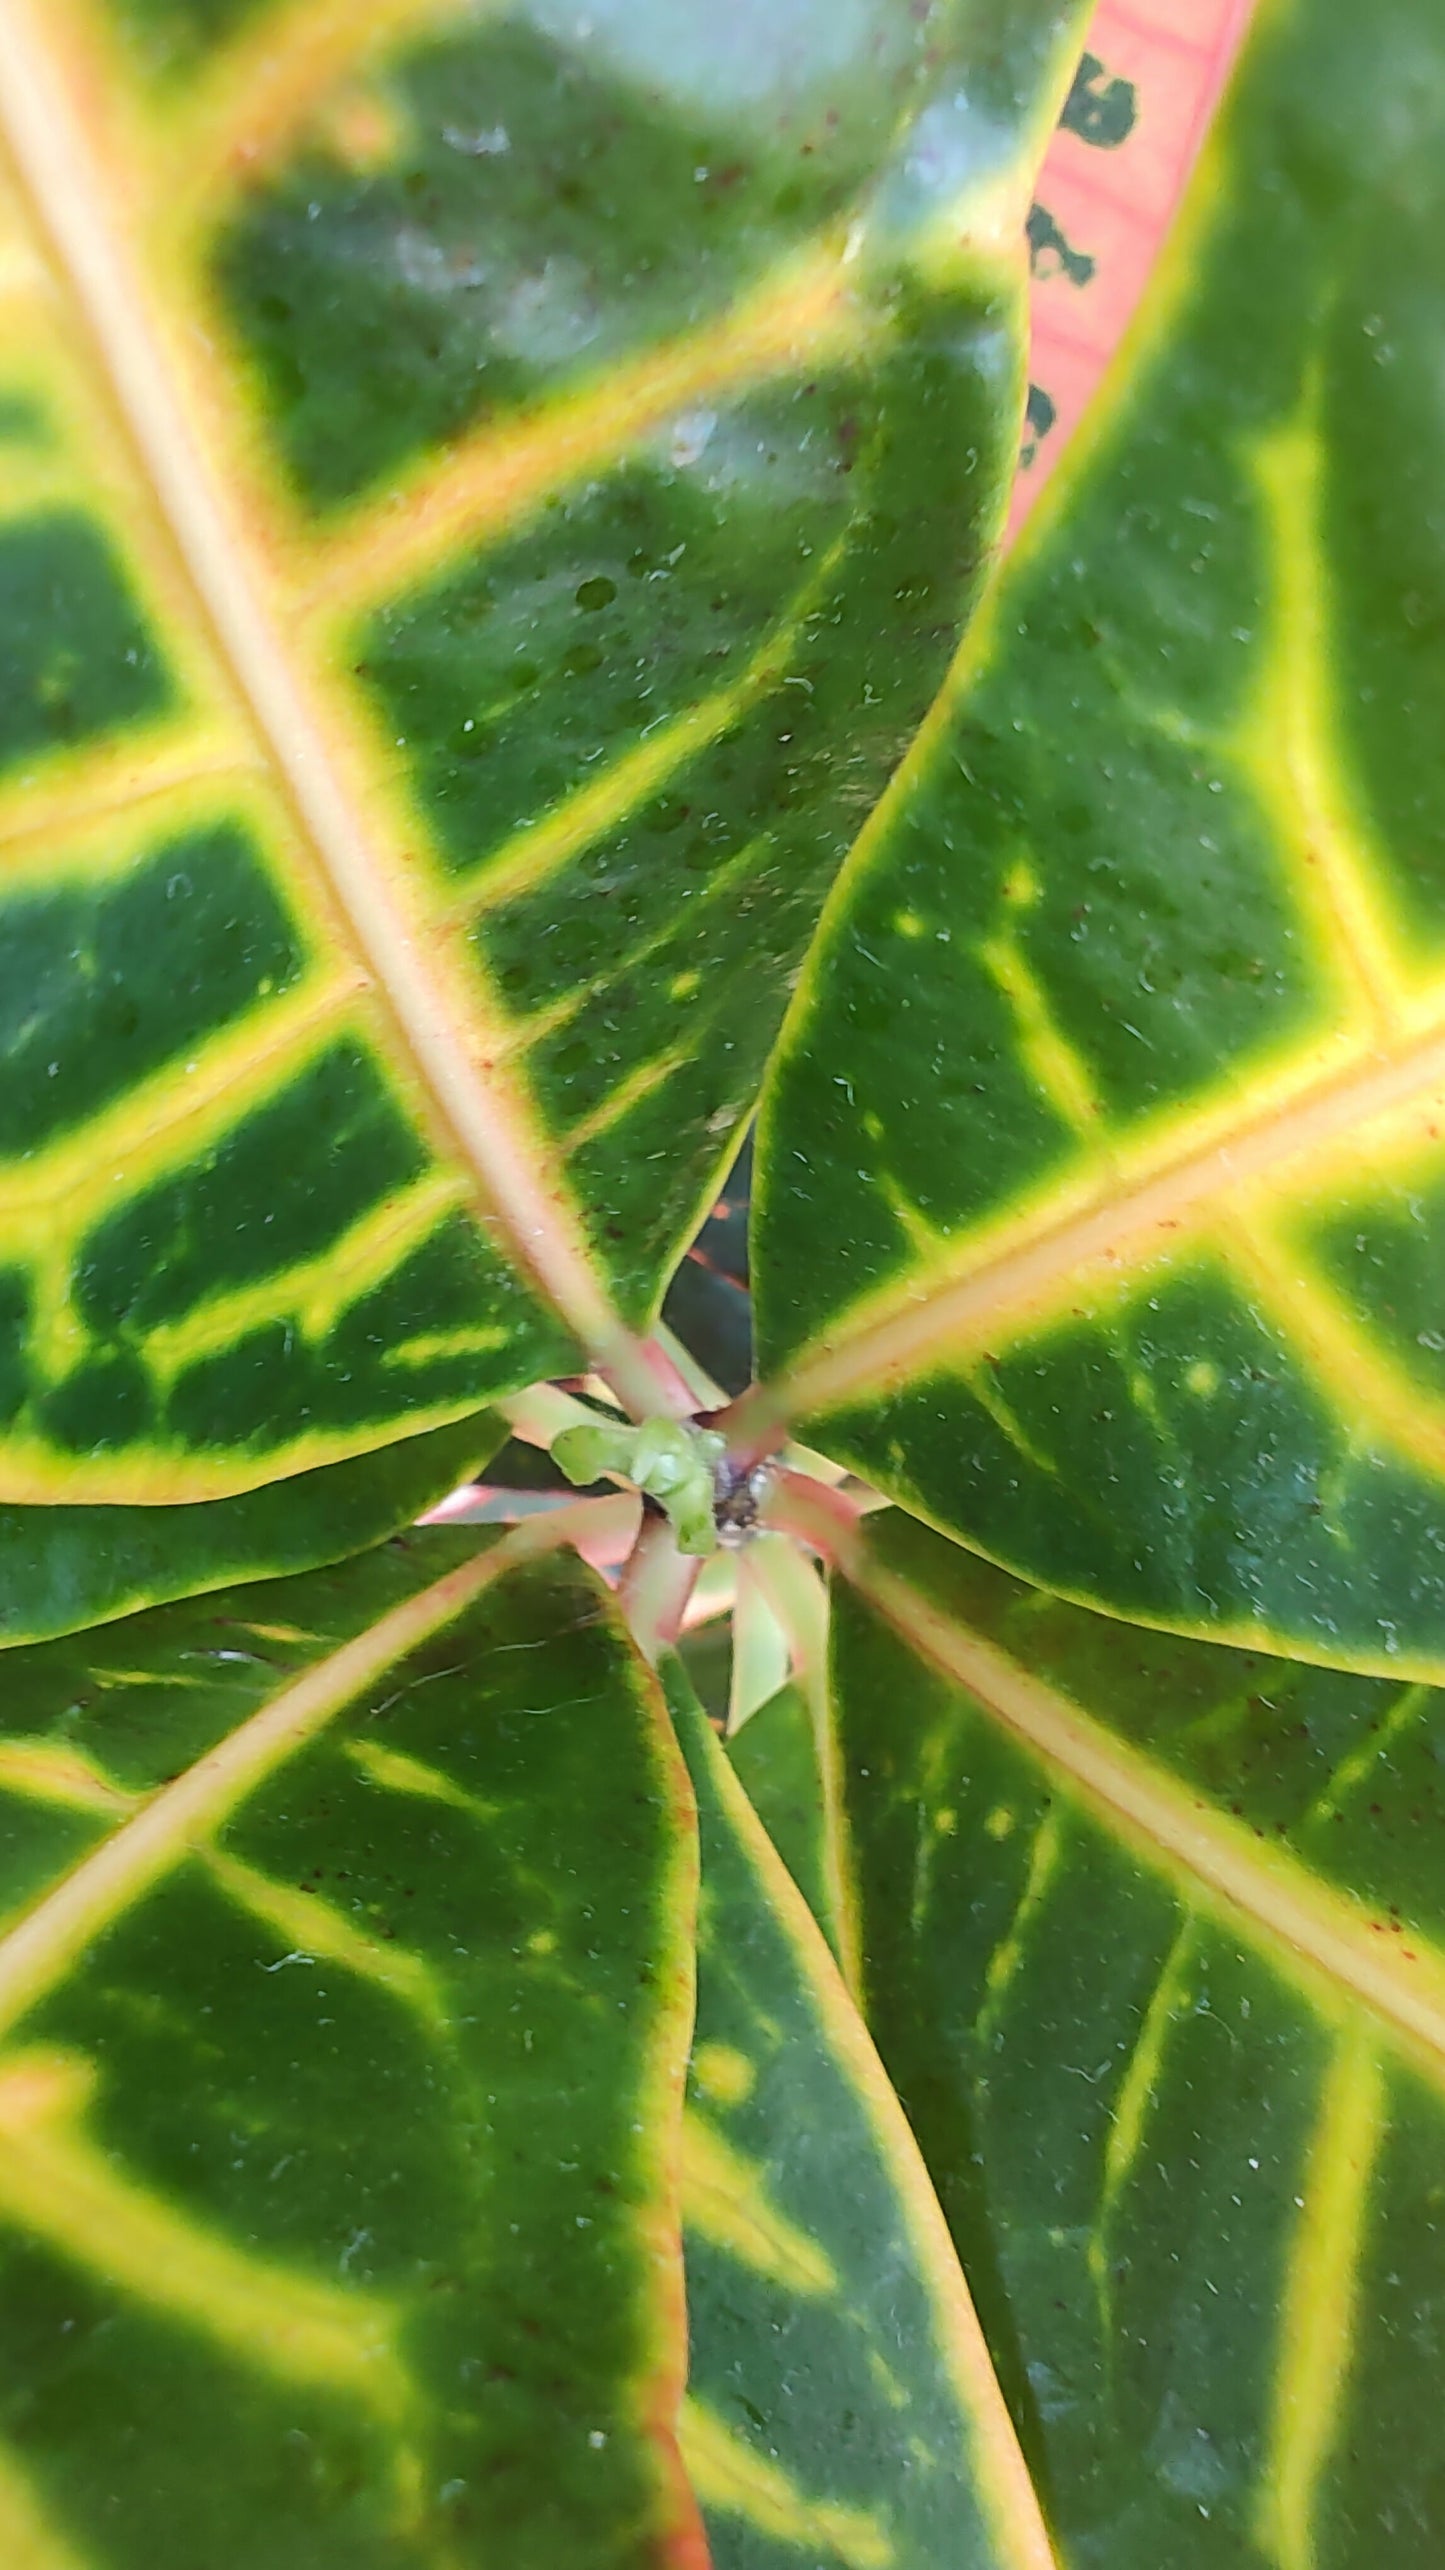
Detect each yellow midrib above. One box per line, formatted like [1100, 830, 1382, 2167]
[0, 1507, 586, 2042]
[0, 1, 665, 1411]
[739, 1009, 1445, 1445]
[856, 1548, 1445, 2095]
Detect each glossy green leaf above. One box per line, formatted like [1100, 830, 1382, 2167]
[0, 1410, 500, 1651]
[0, 0, 1084, 1502]
[724, 1680, 845, 1968]
[665, 1660, 1054, 2570]
[750, 0, 1445, 1670]
[0, 1524, 705, 2567]
[830, 1507, 1445, 2569]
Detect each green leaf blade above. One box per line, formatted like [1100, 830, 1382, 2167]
[0, 1411, 501, 1651]
[831, 1510, 1445, 2568]
[0, 0, 1086, 1498]
[724, 1681, 845, 1967]
[752, 0, 1445, 1670]
[665, 1659, 1055, 2570]
[0, 1528, 705, 2568]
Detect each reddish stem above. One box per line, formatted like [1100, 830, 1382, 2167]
[760, 1468, 865, 1575]
[709, 1374, 789, 1469]
[619, 1513, 702, 1661]
[603, 1335, 698, 1424]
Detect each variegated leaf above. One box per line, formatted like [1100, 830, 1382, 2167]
[667, 1660, 1054, 2570]
[724, 1678, 846, 1968]
[0, 0, 1083, 1503]
[0, 1523, 704, 2566]
[1014, 0, 1251, 539]
[748, 0, 1445, 1671]
[0, 1410, 499, 1650]
[830, 1507, 1445, 2569]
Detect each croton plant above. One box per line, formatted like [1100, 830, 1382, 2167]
[0, 0, 1437, 2560]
